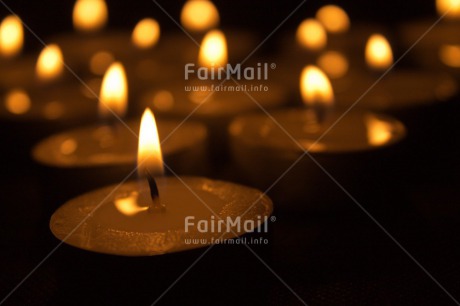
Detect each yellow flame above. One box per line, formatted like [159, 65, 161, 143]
[316, 5, 350, 34]
[437, 0, 460, 19]
[73, 0, 108, 32]
[138, 108, 164, 177]
[36, 44, 64, 82]
[439, 44, 460, 67]
[4, 89, 31, 115]
[317, 51, 349, 79]
[115, 193, 148, 216]
[198, 30, 227, 68]
[99, 62, 128, 118]
[181, 0, 219, 32]
[296, 19, 327, 51]
[0, 15, 23, 58]
[366, 115, 393, 146]
[300, 66, 334, 108]
[365, 34, 393, 71]
[132, 18, 160, 49]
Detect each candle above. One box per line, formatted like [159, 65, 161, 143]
[0, 15, 24, 60]
[139, 29, 287, 165]
[229, 66, 406, 211]
[50, 108, 272, 256]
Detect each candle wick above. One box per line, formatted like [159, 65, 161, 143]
[145, 169, 165, 213]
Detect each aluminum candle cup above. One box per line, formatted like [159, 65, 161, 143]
[32, 120, 208, 209]
[50, 176, 273, 256]
[229, 109, 406, 212]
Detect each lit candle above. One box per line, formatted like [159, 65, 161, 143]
[0, 15, 24, 60]
[138, 30, 287, 164]
[50, 108, 272, 256]
[229, 66, 406, 211]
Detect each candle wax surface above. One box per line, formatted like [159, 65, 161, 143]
[32, 120, 206, 167]
[50, 177, 273, 256]
[230, 109, 406, 154]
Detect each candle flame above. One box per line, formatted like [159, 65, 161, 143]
[0, 15, 23, 58]
[366, 114, 393, 146]
[317, 51, 349, 79]
[73, 0, 108, 32]
[300, 66, 334, 108]
[296, 19, 327, 51]
[138, 108, 164, 177]
[132, 18, 160, 49]
[181, 0, 219, 32]
[4, 89, 31, 115]
[36, 44, 64, 82]
[99, 62, 128, 118]
[198, 30, 227, 68]
[365, 34, 393, 71]
[439, 44, 460, 67]
[437, 0, 460, 19]
[316, 5, 350, 34]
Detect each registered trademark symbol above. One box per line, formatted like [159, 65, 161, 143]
[270, 216, 276, 222]
[270, 63, 276, 69]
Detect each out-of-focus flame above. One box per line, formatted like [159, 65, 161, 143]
[317, 51, 349, 79]
[316, 5, 350, 34]
[152, 90, 175, 111]
[198, 30, 227, 68]
[365, 34, 393, 71]
[0, 15, 23, 58]
[300, 66, 334, 108]
[366, 114, 393, 146]
[99, 62, 128, 118]
[115, 193, 148, 216]
[439, 44, 460, 67]
[60, 138, 78, 155]
[181, 0, 219, 32]
[137, 108, 164, 177]
[73, 0, 108, 32]
[36, 44, 64, 82]
[437, 0, 460, 19]
[4, 89, 30, 115]
[132, 18, 160, 49]
[89, 51, 114, 75]
[296, 19, 327, 51]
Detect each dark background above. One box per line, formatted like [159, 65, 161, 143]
[1, 1, 460, 306]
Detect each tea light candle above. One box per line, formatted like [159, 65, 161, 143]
[50, 108, 272, 256]
[230, 66, 406, 211]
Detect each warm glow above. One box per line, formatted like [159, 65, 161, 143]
[0, 15, 23, 58]
[439, 44, 460, 67]
[138, 108, 164, 177]
[198, 30, 227, 68]
[132, 18, 160, 49]
[73, 0, 108, 32]
[366, 115, 393, 146]
[365, 34, 393, 71]
[89, 51, 114, 75]
[115, 193, 148, 216]
[437, 0, 460, 19]
[181, 0, 219, 32]
[317, 51, 349, 79]
[4, 89, 31, 115]
[300, 66, 334, 108]
[296, 19, 327, 51]
[99, 62, 128, 118]
[36, 45, 64, 82]
[316, 5, 350, 34]
[152, 90, 175, 111]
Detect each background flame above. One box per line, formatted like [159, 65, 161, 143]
[365, 34, 393, 71]
[73, 0, 108, 32]
[296, 19, 327, 51]
[181, 0, 220, 32]
[36, 44, 64, 82]
[99, 62, 128, 118]
[300, 66, 335, 108]
[437, 0, 460, 19]
[198, 30, 228, 68]
[0, 15, 23, 58]
[137, 108, 164, 177]
[132, 18, 160, 49]
[316, 5, 350, 34]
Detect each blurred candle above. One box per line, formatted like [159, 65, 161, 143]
[296, 19, 327, 52]
[316, 5, 350, 34]
[0, 15, 23, 59]
[180, 0, 219, 33]
[73, 0, 108, 32]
